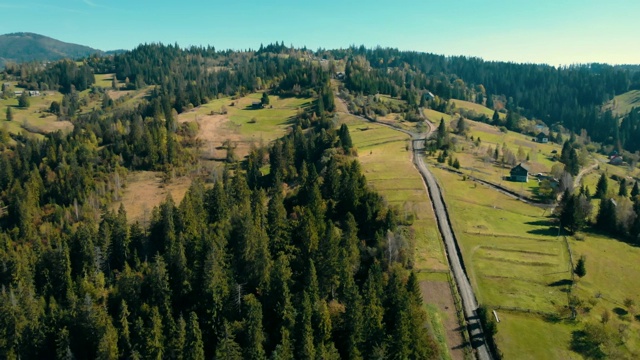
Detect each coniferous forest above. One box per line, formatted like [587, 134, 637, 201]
[1, 42, 640, 359]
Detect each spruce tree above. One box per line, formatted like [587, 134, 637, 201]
[491, 109, 500, 124]
[184, 312, 204, 360]
[632, 181, 640, 197]
[5, 106, 12, 121]
[575, 256, 587, 278]
[595, 173, 608, 198]
[243, 294, 266, 360]
[619, 179, 628, 197]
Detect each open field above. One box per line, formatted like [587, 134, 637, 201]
[451, 99, 505, 120]
[604, 89, 640, 116]
[568, 232, 640, 354]
[1, 92, 72, 136]
[95, 73, 115, 88]
[430, 167, 570, 312]
[178, 92, 312, 160]
[423, 108, 454, 126]
[110, 171, 192, 224]
[495, 312, 580, 359]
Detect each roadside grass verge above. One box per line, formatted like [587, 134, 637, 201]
[340, 113, 447, 271]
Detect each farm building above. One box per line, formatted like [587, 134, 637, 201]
[510, 163, 529, 182]
[251, 101, 264, 109]
[424, 91, 435, 101]
[609, 155, 623, 165]
[534, 132, 548, 143]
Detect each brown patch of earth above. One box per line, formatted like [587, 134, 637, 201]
[420, 280, 468, 360]
[179, 112, 257, 161]
[112, 171, 192, 224]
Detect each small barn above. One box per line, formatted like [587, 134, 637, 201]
[424, 91, 435, 101]
[251, 101, 264, 109]
[609, 155, 623, 165]
[535, 132, 548, 143]
[510, 163, 530, 182]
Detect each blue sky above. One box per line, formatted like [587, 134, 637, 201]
[1, 0, 639, 66]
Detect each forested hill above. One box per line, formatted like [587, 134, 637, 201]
[0, 42, 441, 358]
[0, 32, 102, 67]
[334, 46, 640, 150]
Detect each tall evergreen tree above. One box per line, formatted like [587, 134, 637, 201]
[631, 181, 640, 197]
[184, 312, 205, 360]
[619, 179, 629, 197]
[595, 173, 609, 199]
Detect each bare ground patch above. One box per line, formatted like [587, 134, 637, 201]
[112, 171, 192, 224]
[420, 280, 467, 360]
[107, 90, 135, 100]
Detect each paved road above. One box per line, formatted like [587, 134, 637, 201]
[413, 143, 492, 360]
[338, 100, 492, 360]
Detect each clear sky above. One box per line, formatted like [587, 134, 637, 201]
[1, 0, 639, 66]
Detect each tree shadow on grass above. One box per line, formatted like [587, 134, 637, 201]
[525, 219, 558, 227]
[527, 226, 560, 237]
[613, 307, 628, 317]
[548, 279, 573, 287]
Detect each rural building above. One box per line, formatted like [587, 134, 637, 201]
[609, 154, 623, 165]
[534, 132, 548, 143]
[510, 163, 529, 182]
[424, 91, 435, 101]
[335, 72, 345, 80]
[251, 101, 264, 109]
[28, 90, 40, 96]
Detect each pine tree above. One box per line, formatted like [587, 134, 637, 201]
[619, 179, 628, 197]
[184, 312, 205, 360]
[596, 198, 617, 234]
[453, 158, 461, 169]
[5, 106, 12, 121]
[216, 322, 243, 360]
[595, 173, 608, 199]
[632, 181, 640, 197]
[491, 109, 500, 124]
[575, 256, 587, 278]
[456, 116, 467, 134]
[436, 118, 447, 148]
[18, 91, 30, 108]
[295, 291, 316, 360]
[243, 294, 266, 360]
[145, 307, 165, 360]
[338, 124, 353, 152]
[261, 92, 270, 106]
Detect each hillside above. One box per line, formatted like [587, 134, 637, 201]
[0, 32, 101, 66]
[603, 89, 640, 116]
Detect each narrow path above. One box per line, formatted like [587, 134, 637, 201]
[337, 98, 492, 360]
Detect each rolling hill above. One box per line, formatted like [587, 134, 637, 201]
[0, 32, 102, 66]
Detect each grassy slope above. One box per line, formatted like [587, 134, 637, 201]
[0, 91, 69, 137]
[452, 99, 505, 119]
[424, 107, 566, 198]
[339, 114, 447, 271]
[496, 312, 580, 360]
[604, 90, 640, 116]
[430, 167, 570, 312]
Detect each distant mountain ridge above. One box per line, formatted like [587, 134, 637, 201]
[0, 32, 102, 67]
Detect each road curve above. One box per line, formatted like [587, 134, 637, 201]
[337, 99, 492, 360]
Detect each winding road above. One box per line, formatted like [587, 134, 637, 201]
[338, 100, 492, 360]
